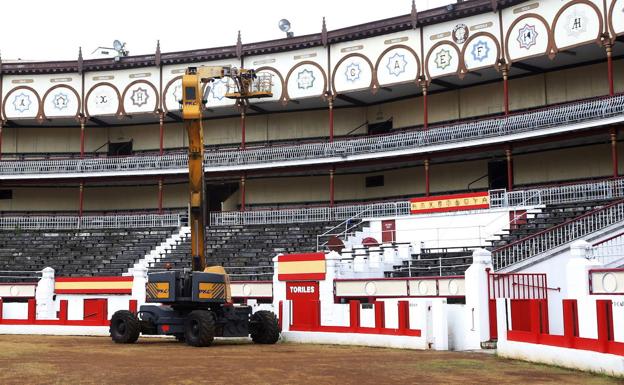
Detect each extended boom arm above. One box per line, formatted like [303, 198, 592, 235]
[181, 66, 271, 271]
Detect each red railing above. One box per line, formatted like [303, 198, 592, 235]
[487, 270, 549, 300]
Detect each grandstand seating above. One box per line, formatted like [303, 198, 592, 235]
[384, 199, 620, 277]
[150, 222, 345, 280]
[0, 228, 176, 277]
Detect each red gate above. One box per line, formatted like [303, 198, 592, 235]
[487, 269, 549, 339]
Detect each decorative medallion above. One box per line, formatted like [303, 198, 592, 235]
[386, 52, 408, 77]
[94, 92, 110, 109]
[471, 40, 490, 62]
[517, 24, 538, 49]
[565, 10, 587, 38]
[130, 87, 149, 107]
[345, 62, 362, 82]
[52, 92, 69, 111]
[210, 78, 228, 101]
[13, 92, 32, 113]
[452, 23, 469, 44]
[434, 48, 452, 70]
[297, 69, 316, 90]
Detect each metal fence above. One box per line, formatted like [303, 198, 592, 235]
[2, 94, 624, 177]
[210, 201, 411, 226]
[0, 152, 187, 176]
[0, 213, 182, 230]
[492, 199, 624, 270]
[491, 178, 624, 208]
[203, 94, 624, 167]
[590, 232, 624, 266]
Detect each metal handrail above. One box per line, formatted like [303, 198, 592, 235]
[589, 231, 624, 265]
[2, 93, 624, 176]
[0, 213, 182, 230]
[492, 199, 624, 270]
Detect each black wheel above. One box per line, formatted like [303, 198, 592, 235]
[250, 310, 280, 344]
[184, 310, 215, 347]
[110, 310, 140, 344]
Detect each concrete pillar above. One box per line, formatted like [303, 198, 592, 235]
[566, 240, 599, 299]
[131, 264, 148, 307]
[463, 248, 493, 349]
[36, 267, 56, 320]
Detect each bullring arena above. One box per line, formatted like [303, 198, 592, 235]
[2, 0, 624, 383]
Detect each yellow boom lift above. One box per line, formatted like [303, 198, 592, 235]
[109, 66, 278, 347]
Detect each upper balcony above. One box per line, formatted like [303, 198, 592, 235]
[0, 92, 622, 180]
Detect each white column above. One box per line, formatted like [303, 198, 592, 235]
[36, 267, 56, 320]
[272, 254, 287, 312]
[566, 240, 600, 299]
[131, 264, 148, 307]
[463, 248, 493, 349]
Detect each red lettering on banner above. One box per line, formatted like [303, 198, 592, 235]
[410, 191, 490, 214]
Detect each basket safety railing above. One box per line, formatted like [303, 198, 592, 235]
[492, 199, 624, 270]
[1, 93, 624, 176]
[0, 213, 183, 230]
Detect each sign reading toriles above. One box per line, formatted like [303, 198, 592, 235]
[410, 192, 490, 214]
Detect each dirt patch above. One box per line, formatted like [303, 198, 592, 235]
[0, 335, 620, 385]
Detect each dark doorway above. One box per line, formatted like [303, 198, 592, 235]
[488, 160, 507, 190]
[368, 119, 393, 135]
[108, 141, 133, 156]
[206, 182, 239, 212]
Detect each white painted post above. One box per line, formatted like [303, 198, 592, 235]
[36, 267, 56, 320]
[463, 248, 493, 349]
[131, 264, 148, 307]
[272, 254, 286, 314]
[566, 240, 600, 299]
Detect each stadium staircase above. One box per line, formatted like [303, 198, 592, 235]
[0, 228, 176, 278]
[382, 199, 624, 277]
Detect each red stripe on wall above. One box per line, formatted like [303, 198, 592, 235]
[55, 277, 133, 282]
[277, 253, 325, 262]
[55, 289, 132, 294]
[278, 273, 326, 281]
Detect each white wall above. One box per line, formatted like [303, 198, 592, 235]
[365, 207, 527, 249]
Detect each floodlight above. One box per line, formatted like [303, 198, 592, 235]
[278, 19, 291, 33]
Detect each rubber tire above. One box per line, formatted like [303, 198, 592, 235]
[184, 310, 215, 347]
[250, 310, 280, 344]
[110, 310, 140, 344]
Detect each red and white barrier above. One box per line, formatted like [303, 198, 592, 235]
[272, 250, 493, 350]
[496, 240, 624, 376]
[0, 265, 147, 335]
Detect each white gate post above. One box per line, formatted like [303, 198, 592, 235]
[463, 248, 493, 349]
[131, 264, 148, 306]
[36, 267, 56, 320]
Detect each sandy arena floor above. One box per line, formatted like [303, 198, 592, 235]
[0, 335, 620, 385]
